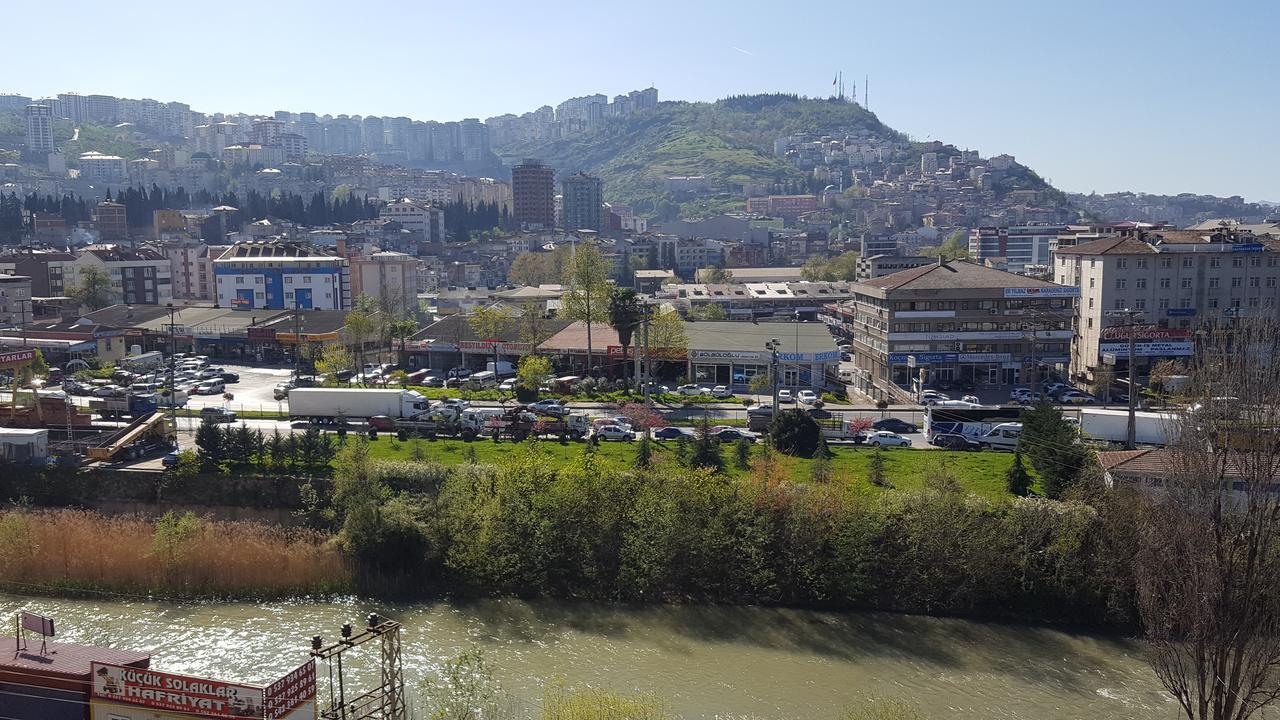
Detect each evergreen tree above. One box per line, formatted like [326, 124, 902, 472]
[1005, 450, 1032, 496]
[734, 438, 752, 470]
[194, 420, 225, 468]
[689, 414, 724, 472]
[1017, 400, 1089, 498]
[867, 447, 888, 487]
[634, 434, 653, 469]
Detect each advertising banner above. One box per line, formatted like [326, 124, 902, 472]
[91, 662, 264, 719]
[1098, 341, 1193, 357]
[265, 660, 317, 720]
[1002, 287, 1080, 298]
[0, 349, 37, 367]
[1100, 326, 1191, 341]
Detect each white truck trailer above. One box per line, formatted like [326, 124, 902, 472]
[1078, 408, 1177, 446]
[288, 388, 431, 422]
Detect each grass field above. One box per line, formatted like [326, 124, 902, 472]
[363, 435, 1031, 500]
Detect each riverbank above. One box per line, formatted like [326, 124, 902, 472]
[0, 591, 1171, 719]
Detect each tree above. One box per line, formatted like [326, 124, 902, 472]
[315, 345, 353, 385]
[688, 303, 727, 321]
[646, 307, 687, 356]
[748, 372, 772, 397]
[734, 438, 752, 470]
[194, 420, 225, 468]
[1137, 318, 1280, 720]
[68, 266, 115, 310]
[560, 243, 611, 374]
[607, 288, 644, 384]
[1091, 364, 1115, 404]
[700, 266, 734, 283]
[617, 402, 666, 430]
[688, 414, 724, 472]
[769, 409, 820, 457]
[634, 434, 653, 470]
[517, 301, 552, 346]
[343, 295, 379, 383]
[1017, 399, 1089, 498]
[1005, 451, 1032, 496]
[467, 304, 510, 373]
[517, 355, 553, 392]
[919, 230, 970, 260]
[801, 251, 861, 281]
[388, 318, 418, 355]
[867, 447, 889, 487]
[507, 252, 555, 286]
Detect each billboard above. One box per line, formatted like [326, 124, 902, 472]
[265, 660, 317, 720]
[91, 662, 264, 719]
[1002, 287, 1079, 298]
[1098, 341, 1193, 357]
[1100, 326, 1191, 341]
[0, 349, 37, 367]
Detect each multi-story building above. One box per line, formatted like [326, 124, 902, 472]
[25, 104, 54, 154]
[379, 199, 445, 242]
[652, 236, 726, 275]
[78, 151, 127, 183]
[0, 275, 33, 325]
[214, 241, 350, 311]
[968, 225, 1067, 271]
[1053, 227, 1280, 380]
[71, 246, 172, 305]
[0, 249, 76, 297]
[164, 241, 229, 301]
[744, 195, 819, 221]
[512, 159, 555, 228]
[843, 259, 1076, 401]
[0, 94, 32, 111]
[350, 251, 419, 313]
[561, 172, 603, 232]
[92, 201, 128, 242]
[855, 254, 933, 280]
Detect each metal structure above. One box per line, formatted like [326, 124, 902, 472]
[1105, 308, 1146, 449]
[312, 613, 405, 720]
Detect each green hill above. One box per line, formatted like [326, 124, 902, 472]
[496, 94, 905, 218]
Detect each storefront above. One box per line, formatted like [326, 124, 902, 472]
[689, 349, 770, 386]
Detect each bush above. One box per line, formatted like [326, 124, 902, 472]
[769, 410, 820, 457]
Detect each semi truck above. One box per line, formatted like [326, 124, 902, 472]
[288, 388, 431, 422]
[1078, 408, 1176, 446]
[89, 393, 160, 420]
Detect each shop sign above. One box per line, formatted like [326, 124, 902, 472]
[1100, 326, 1191, 341]
[888, 352, 956, 364]
[690, 349, 765, 362]
[247, 327, 277, 342]
[0, 349, 37, 367]
[607, 345, 635, 358]
[265, 660, 316, 720]
[91, 662, 264, 718]
[957, 352, 1011, 363]
[1002, 287, 1079, 298]
[458, 340, 532, 354]
[1166, 308, 1197, 317]
[1098, 341, 1193, 357]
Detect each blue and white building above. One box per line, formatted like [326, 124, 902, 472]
[214, 241, 350, 311]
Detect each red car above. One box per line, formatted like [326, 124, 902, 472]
[367, 415, 396, 431]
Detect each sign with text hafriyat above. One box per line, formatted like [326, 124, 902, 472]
[91, 662, 264, 718]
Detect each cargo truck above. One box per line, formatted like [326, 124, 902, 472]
[1078, 408, 1176, 446]
[288, 388, 431, 422]
[89, 393, 160, 420]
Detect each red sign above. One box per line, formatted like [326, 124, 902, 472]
[91, 662, 265, 718]
[247, 327, 277, 342]
[606, 345, 635, 358]
[1101, 326, 1191, 341]
[265, 660, 316, 720]
[0, 349, 37, 367]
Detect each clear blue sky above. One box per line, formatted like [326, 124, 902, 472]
[9, 0, 1277, 202]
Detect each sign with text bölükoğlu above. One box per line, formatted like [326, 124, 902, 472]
[91, 662, 264, 718]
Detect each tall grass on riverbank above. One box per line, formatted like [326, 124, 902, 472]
[0, 509, 350, 598]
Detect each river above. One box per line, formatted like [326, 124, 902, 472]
[0, 592, 1175, 719]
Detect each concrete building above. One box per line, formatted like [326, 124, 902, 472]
[71, 245, 172, 305]
[1053, 227, 1280, 380]
[0, 275, 33, 325]
[78, 151, 127, 183]
[856, 254, 933, 280]
[745, 195, 819, 221]
[512, 159, 555, 228]
[214, 241, 349, 311]
[350, 250, 419, 313]
[25, 103, 54, 154]
[165, 241, 229, 301]
[561, 172, 604, 233]
[91, 201, 128, 242]
[685, 320, 839, 389]
[379, 199, 445, 242]
[968, 225, 1067, 272]
[842, 260, 1077, 401]
[0, 250, 75, 297]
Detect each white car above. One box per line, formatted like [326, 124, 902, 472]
[93, 385, 122, 398]
[796, 390, 819, 405]
[677, 384, 709, 397]
[595, 424, 635, 441]
[777, 389, 795, 403]
[866, 431, 911, 448]
[920, 390, 950, 405]
[710, 385, 733, 399]
[498, 378, 517, 391]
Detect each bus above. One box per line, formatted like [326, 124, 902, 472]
[924, 406, 1023, 441]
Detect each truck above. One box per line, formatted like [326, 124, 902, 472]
[1079, 408, 1175, 446]
[486, 361, 516, 378]
[120, 350, 165, 373]
[288, 388, 431, 422]
[89, 393, 160, 420]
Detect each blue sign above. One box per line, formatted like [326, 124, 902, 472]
[1231, 243, 1265, 253]
[889, 352, 957, 364]
[1166, 307, 1197, 317]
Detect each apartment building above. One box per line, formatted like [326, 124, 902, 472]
[969, 225, 1066, 271]
[25, 103, 54, 154]
[350, 250, 419, 313]
[0, 275, 33, 325]
[378, 199, 444, 242]
[78, 151, 128, 183]
[561, 172, 604, 232]
[855, 254, 933, 280]
[0, 249, 76, 297]
[165, 241, 229, 301]
[512, 159, 555, 228]
[843, 260, 1076, 401]
[71, 246, 172, 305]
[214, 241, 349, 311]
[744, 195, 819, 221]
[91, 200, 128, 242]
[1053, 227, 1280, 380]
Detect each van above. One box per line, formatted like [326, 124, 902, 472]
[467, 370, 498, 388]
[979, 422, 1022, 451]
[485, 361, 516, 378]
[130, 382, 161, 394]
[196, 379, 225, 395]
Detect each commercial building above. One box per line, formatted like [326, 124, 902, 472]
[685, 320, 840, 389]
[0, 630, 151, 720]
[512, 159, 555, 228]
[968, 225, 1066, 272]
[744, 194, 818, 221]
[25, 103, 54, 154]
[1053, 227, 1280, 380]
[842, 259, 1076, 402]
[656, 280, 855, 320]
[855, 254, 933, 280]
[561, 172, 604, 232]
[164, 240, 229, 301]
[214, 241, 350, 311]
[71, 245, 172, 305]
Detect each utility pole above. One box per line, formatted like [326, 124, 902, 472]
[311, 613, 406, 720]
[1106, 308, 1146, 450]
[166, 303, 177, 436]
[293, 297, 302, 384]
[766, 338, 781, 410]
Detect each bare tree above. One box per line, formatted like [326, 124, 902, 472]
[1137, 317, 1280, 720]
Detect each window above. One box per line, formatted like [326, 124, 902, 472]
[1159, 298, 1170, 309]
[1159, 278, 1171, 289]
[1231, 277, 1242, 288]
[1117, 259, 1128, 269]
[1249, 297, 1260, 308]
[1209, 278, 1220, 288]
[1180, 297, 1192, 308]
[1210, 258, 1221, 268]
[1135, 299, 1146, 310]
[1183, 258, 1193, 268]
[1087, 318, 1094, 328]
[1114, 299, 1126, 310]
[1233, 258, 1244, 268]
[1251, 258, 1261, 267]
[1136, 259, 1148, 269]
[1116, 279, 1126, 289]
[1268, 277, 1277, 288]
[1136, 278, 1147, 289]
[1250, 277, 1260, 288]
[1160, 259, 1172, 268]
[1088, 297, 1094, 308]
[1182, 278, 1193, 289]
[1089, 277, 1095, 288]
[1209, 298, 1219, 309]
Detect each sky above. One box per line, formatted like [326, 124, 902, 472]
[7, 0, 1277, 202]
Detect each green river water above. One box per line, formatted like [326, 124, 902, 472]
[0, 593, 1176, 719]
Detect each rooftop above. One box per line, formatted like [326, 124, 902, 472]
[857, 260, 1065, 291]
[0, 636, 149, 680]
[685, 320, 839, 354]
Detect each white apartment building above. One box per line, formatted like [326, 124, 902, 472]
[78, 151, 127, 183]
[165, 242, 229, 301]
[351, 251, 419, 313]
[25, 104, 54, 154]
[0, 275, 33, 325]
[214, 241, 349, 311]
[970, 225, 1066, 271]
[1054, 228, 1280, 379]
[379, 199, 444, 243]
[70, 246, 172, 305]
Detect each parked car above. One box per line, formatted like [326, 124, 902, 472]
[1009, 387, 1034, 402]
[872, 417, 917, 434]
[595, 424, 635, 441]
[1059, 391, 1098, 405]
[653, 426, 686, 439]
[93, 385, 123, 398]
[710, 385, 733, 398]
[746, 403, 774, 417]
[528, 399, 569, 417]
[367, 415, 396, 431]
[446, 367, 472, 380]
[422, 375, 444, 388]
[777, 389, 795, 403]
[161, 449, 182, 467]
[931, 432, 983, 451]
[195, 380, 225, 395]
[199, 407, 237, 423]
[796, 390, 819, 405]
[865, 431, 911, 448]
[220, 371, 240, 383]
[920, 390, 950, 405]
[713, 428, 753, 442]
[676, 384, 708, 396]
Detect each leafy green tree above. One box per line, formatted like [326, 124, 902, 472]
[867, 447, 889, 487]
[517, 301, 552, 346]
[152, 511, 204, 569]
[700, 266, 734, 283]
[607, 287, 644, 384]
[769, 409, 820, 457]
[688, 303, 727, 321]
[734, 438, 752, 470]
[467, 304, 511, 372]
[919, 230, 971, 260]
[68, 266, 115, 310]
[315, 344, 353, 385]
[801, 251, 860, 281]
[634, 434, 653, 469]
[561, 243, 612, 373]
[1017, 400, 1089, 498]
[646, 307, 687, 356]
[517, 355, 553, 392]
[344, 294, 380, 383]
[1005, 451, 1032, 496]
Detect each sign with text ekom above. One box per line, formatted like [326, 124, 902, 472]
[91, 662, 264, 718]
